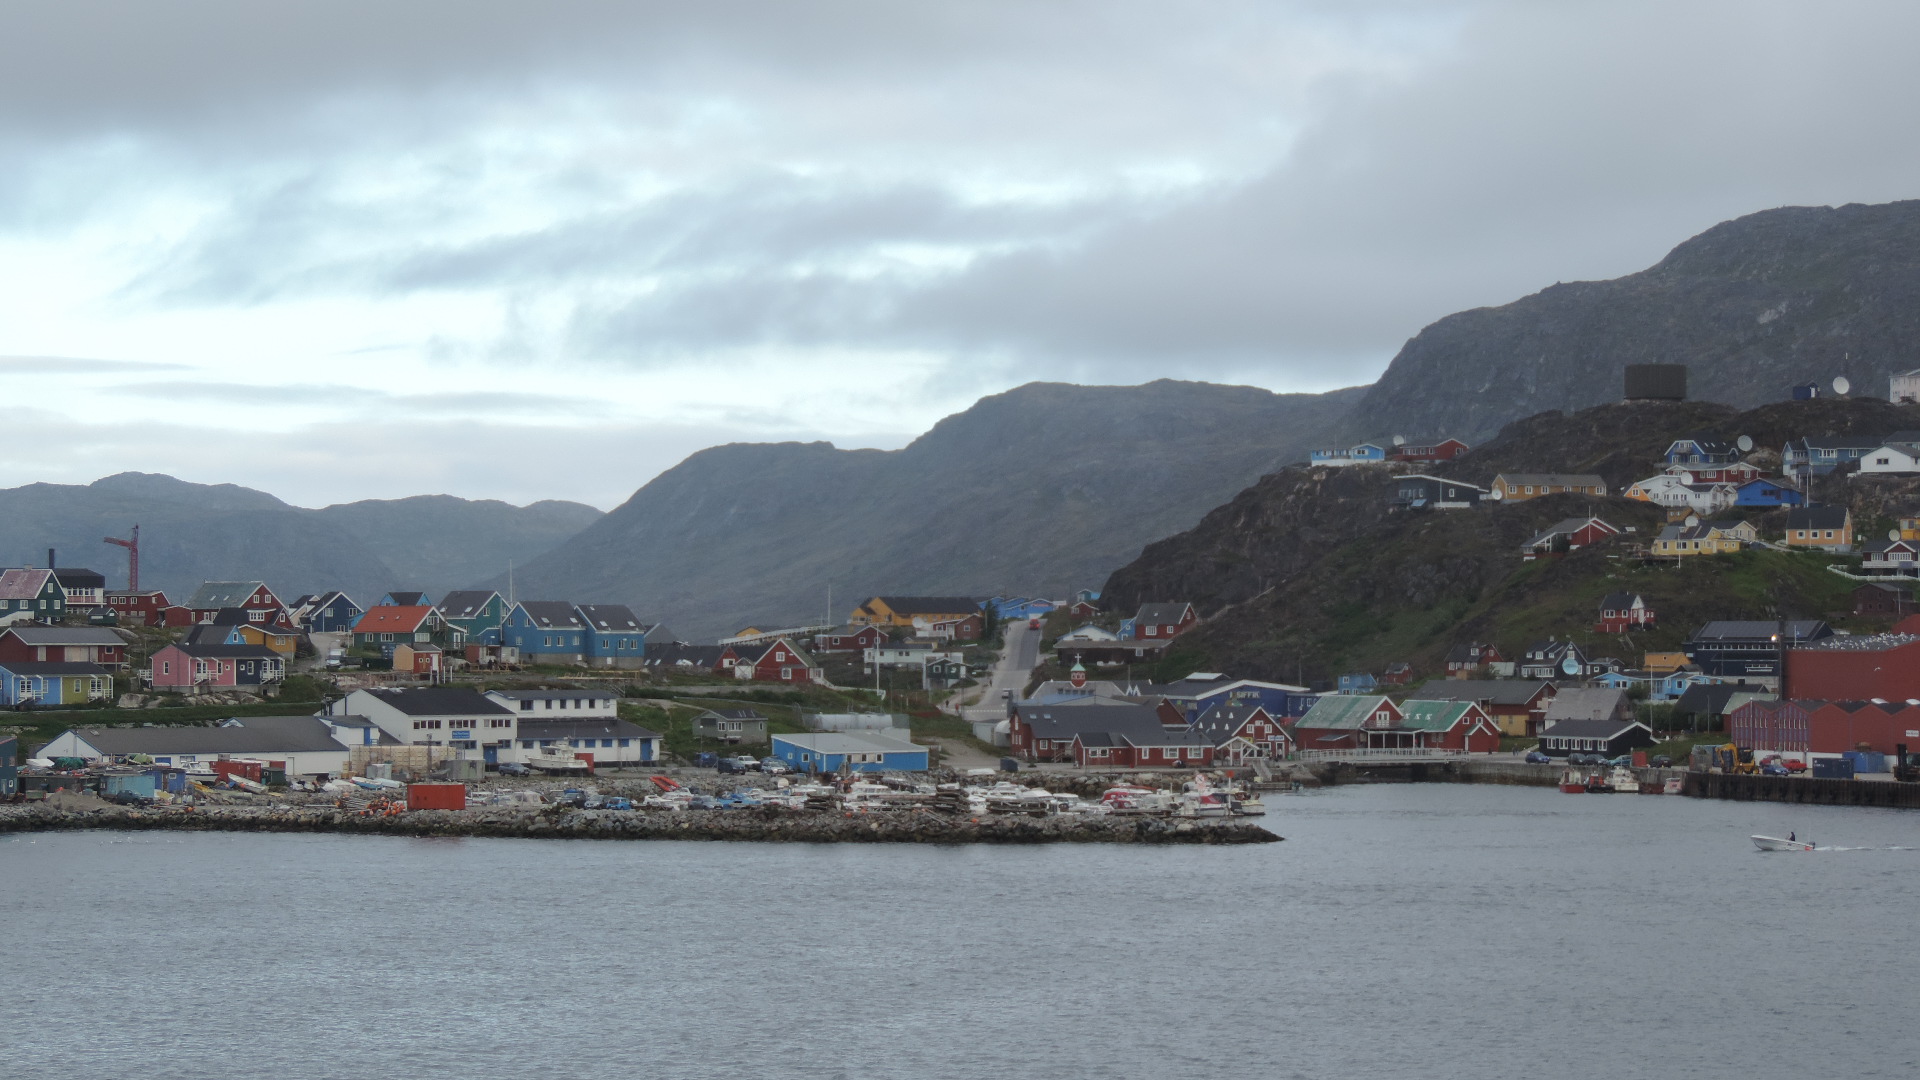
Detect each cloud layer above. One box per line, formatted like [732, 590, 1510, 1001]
[3, 1, 1919, 505]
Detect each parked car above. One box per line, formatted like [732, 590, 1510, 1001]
[693, 751, 719, 768]
[716, 758, 745, 774]
[729, 755, 761, 772]
[1604, 755, 1633, 767]
[1524, 750, 1552, 764]
[760, 757, 789, 775]
[1649, 755, 1672, 768]
[496, 762, 531, 776]
[1761, 759, 1791, 777]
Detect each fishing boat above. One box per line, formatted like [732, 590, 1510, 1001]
[528, 747, 590, 774]
[1607, 766, 1640, 793]
[1558, 768, 1588, 793]
[1752, 834, 1815, 852]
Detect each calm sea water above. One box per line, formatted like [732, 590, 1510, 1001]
[5, 785, 1917, 1080]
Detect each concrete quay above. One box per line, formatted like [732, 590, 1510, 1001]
[0, 802, 1282, 845]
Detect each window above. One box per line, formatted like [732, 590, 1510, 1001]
[1144, 626, 1157, 636]
[601, 739, 614, 747]
[781, 667, 793, 679]
[618, 739, 630, 747]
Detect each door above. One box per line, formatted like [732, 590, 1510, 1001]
[483, 745, 499, 765]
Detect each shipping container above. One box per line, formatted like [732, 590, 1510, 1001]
[211, 760, 263, 783]
[1844, 751, 1888, 774]
[1812, 757, 1856, 780]
[406, 783, 467, 811]
[103, 774, 158, 799]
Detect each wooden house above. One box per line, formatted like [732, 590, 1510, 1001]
[693, 708, 769, 744]
[0, 568, 66, 622]
[1651, 518, 1755, 558]
[1522, 516, 1620, 559]
[577, 603, 650, 668]
[1388, 438, 1469, 463]
[1858, 438, 1920, 476]
[1131, 602, 1198, 640]
[1596, 592, 1655, 633]
[1854, 582, 1918, 618]
[733, 637, 821, 684]
[501, 602, 588, 664]
[289, 591, 363, 633]
[1443, 642, 1503, 676]
[1535, 717, 1655, 758]
[106, 590, 177, 627]
[1396, 699, 1501, 752]
[352, 605, 449, 653]
[1292, 695, 1404, 751]
[1490, 473, 1607, 501]
[1184, 703, 1293, 764]
[848, 596, 982, 629]
[814, 624, 888, 653]
[1410, 679, 1556, 737]
[1309, 443, 1387, 467]
[1519, 640, 1592, 680]
[183, 581, 289, 626]
[1389, 474, 1487, 510]
[0, 661, 112, 707]
[1783, 506, 1852, 550]
[150, 642, 284, 691]
[0, 626, 127, 668]
[1861, 537, 1920, 576]
[1662, 436, 1736, 466]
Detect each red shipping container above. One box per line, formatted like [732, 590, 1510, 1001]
[406, 783, 467, 811]
[1631, 751, 1647, 768]
[211, 760, 263, 782]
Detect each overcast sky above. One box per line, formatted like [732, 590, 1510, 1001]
[4, 0, 1918, 509]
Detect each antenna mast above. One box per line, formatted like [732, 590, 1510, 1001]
[103, 525, 140, 591]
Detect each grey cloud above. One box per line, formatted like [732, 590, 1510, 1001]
[0, 355, 194, 374]
[106, 380, 603, 417]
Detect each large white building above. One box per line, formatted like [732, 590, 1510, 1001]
[38, 715, 354, 778]
[327, 688, 517, 752]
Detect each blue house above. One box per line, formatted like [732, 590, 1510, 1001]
[1310, 444, 1388, 467]
[1337, 673, 1378, 694]
[1783, 437, 1884, 476]
[439, 590, 509, 645]
[771, 732, 929, 773]
[992, 596, 1056, 621]
[380, 591, 432, 608]
[1732, 478, 1804, 508]
[1155, 674, 1319, 721]
[0, 660, 113, 707]
[577, 603, 651, 669]
[502, 602, 589, 664]
[292, 591, 362, 633]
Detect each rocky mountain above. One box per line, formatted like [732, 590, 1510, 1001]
[1096, 397, 1920, 687]
[1352, 200, 1920, 444]
[504, 380, 1367, 639]
[0, 473, 601, 606]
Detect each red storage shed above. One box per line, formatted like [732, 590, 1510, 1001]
[406, 783, 467, 811]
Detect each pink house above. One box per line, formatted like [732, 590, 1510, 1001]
[151, 642, 284, 692]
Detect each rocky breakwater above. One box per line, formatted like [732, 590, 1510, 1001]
[0, 801, 1281, 845]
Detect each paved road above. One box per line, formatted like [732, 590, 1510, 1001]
[958, 619, 1040, 727]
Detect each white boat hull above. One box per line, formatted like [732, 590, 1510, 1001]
[1752, 835, 1814, 852]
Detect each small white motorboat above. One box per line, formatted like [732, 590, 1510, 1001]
[1752, 834, 1815, 852]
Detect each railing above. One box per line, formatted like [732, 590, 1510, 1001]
[1292, 748, 1472, 762]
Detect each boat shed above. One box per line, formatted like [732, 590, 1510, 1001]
[771, 731, 928, 774]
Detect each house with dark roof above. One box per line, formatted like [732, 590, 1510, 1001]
[50, 567, 108, 609]
[1443, 643, 1504, 676]
[184, 581, 288, 626]
[483, 688, 622, 719]
[1783, 506, 1853, 551]
[693, 707, 770, 744]
[1489, 474, 1607, 501]
[1007, 700, 1183, 762]
[1130, 602, 1198, 640]
[1684, 620, 1832, 680]
[642, 643, 726, 672]
[848, 596, 983, 629]
[734, 637, 822, 684]
[0, 626, 128, 668]
[184, 621, 299, 658]
[1388, 473, 1487, 511]
[380, 591, 431, 608]
[1535, 717, 1655, 758]
[0, 660, 113, 707]
[436, 590, 508, 643]
[150, 642, 285, 691]
[1519, 639, 1593, 680]
[815, 624, 888, 653]
[1186, 703, 1292, 763]
[1522, 516, 1619, 559]
[1664, 435, 1735, 466]
[329, 687, 517, 752]
[576, 603, 651, 668]
[1596, 592, 1654, 633]
[1860, 537, 1920, 578]
[1854, 582, 1918, 618]
[37, 714, 355, 776]
[510, 716, 662, 768]
[107, 589, 185, 628]
[1410, 679, 1557, 737]
[502, 601, 589, 664]
[0, 568, 66, 622]
[289, 590, 363, 633]
[351, 605, 451, 654]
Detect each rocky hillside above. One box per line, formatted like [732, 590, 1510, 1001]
[0, 474, 602, 605]
[1099, 397, 1920, 686]
[1353, 200, 1920, 444]
[505, 380, 1366, 638]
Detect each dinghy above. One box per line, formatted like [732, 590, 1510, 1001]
[1752, 834, 1815, 852]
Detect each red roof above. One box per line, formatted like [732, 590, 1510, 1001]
[352, 606, 435, 634]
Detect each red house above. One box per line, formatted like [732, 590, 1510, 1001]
[734, 637, 820, 684]
[1068, 600, 1100, 619]
[1380, 661, 1415, 686]
[1131, 602, 1198, 640]
[1785, 634, 1920, 703]
[921, 613, 984, 641]
[814, 625, 887, 653]
[1398, 699, 1502, 752]
[1522, 517, 1620, 560]
[106, 590, 184, 627]
[1009, 701, 1186, 762]
[1596, 592, 1655, 634]
[185, 581, 290, 626]
[0, 627, 128, 669]
[1187, 703, 1294, 764]
[1443, 642, 1503, 675]
[1388, 438, 1469, 463]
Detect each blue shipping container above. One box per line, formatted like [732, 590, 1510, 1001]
[1844, 751, 1887, 774]
[1812, 757, 1855, 780]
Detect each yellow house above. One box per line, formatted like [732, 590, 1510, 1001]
[1642, 651, 1690, 675]
[1651, 519, 1756, 557]
[1898, 516, 1918, 541]
[1491, 473, 1608, 502]
[231, 623, 299, 658]
[849, 596, 982, 628]
[1783, 506, 1852, 550]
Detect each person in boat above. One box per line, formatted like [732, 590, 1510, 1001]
[1789, 831, 1795, 842]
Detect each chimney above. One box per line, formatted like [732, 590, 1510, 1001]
[48, 548, 56, 568]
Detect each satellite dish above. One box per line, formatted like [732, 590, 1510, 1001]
[1893, 529, 1904, 543]
[1736, 435, 1753, 453]
[1560, 655, 1582, 676]
[1834, 376, 1851, 396]
[1488, 488, 1503, 501]
[1684, 513, 1699, 527]
[1392, 435, 1407, 447]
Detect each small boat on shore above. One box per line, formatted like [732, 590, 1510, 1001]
[1559, 769, 1588, 794]
[1606, 766, 1639, 793]
[1752, 835, 1815, 852]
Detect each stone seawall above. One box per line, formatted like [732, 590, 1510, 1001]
[0, 804, 1281, 845]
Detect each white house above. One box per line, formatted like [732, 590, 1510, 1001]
[503, 717, 661, 768]
[864, 642, 966, 670]
[37, 715, 353, 778]
[326, 687, 517, 752]
[482, 689, 621, 719]
[1859, 439, 1920, 476]
[1892, 369, 1920, 405]
[1625, 473, 1736, 514]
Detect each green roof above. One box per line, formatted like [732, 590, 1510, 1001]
[1297, 695, 1394, 731]
[1397, 699, 1472, 732]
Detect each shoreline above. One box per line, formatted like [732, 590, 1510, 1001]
[0, 803, 1282, 845]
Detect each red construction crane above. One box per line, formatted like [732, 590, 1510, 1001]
[104, 525, 139, 592]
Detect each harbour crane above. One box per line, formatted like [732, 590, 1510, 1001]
[103, 525, 139, 591]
